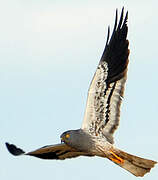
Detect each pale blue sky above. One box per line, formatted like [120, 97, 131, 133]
[1, 1, 158, 180]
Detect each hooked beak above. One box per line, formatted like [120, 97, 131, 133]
[60, 137, 64, 143]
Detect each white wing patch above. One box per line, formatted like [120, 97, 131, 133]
[81, 61, 127, 141]
[82, 61, 108, 130]
[102, 76, 126, 135]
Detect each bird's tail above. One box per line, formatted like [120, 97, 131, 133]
[105, 147, 157, 177]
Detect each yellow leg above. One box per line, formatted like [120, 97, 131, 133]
[109, 150, 124, 164]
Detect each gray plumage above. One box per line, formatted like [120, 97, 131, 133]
[6, 8, 157, 177]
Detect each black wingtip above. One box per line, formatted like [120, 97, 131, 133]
[6, 142, 25, 156]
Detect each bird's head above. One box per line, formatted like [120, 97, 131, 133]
[60, 129, 84, 147]
[60, 130, 74, 144]
[60, 129, 93, 151]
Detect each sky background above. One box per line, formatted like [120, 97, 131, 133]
[1, 0, 158, 180]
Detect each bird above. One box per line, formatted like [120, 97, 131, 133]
[6, 8, 157, 177]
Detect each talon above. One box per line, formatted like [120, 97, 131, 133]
[109, 150, 124, 164]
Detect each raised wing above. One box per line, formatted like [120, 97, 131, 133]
[81, 8, 129, 142]
[6, 142, 93, 160]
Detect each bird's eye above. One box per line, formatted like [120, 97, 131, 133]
[65, 134, 70, 139]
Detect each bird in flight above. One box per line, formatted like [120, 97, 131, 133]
[6, 8, 157, 177]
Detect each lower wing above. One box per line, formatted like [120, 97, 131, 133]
[6, 142, 93, 160]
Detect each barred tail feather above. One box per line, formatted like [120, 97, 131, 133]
[107, 148, 157, 177]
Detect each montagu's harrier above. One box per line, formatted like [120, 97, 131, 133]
[6, 8, 157, 177]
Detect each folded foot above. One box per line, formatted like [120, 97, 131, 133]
[109, 150, 124, 164]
